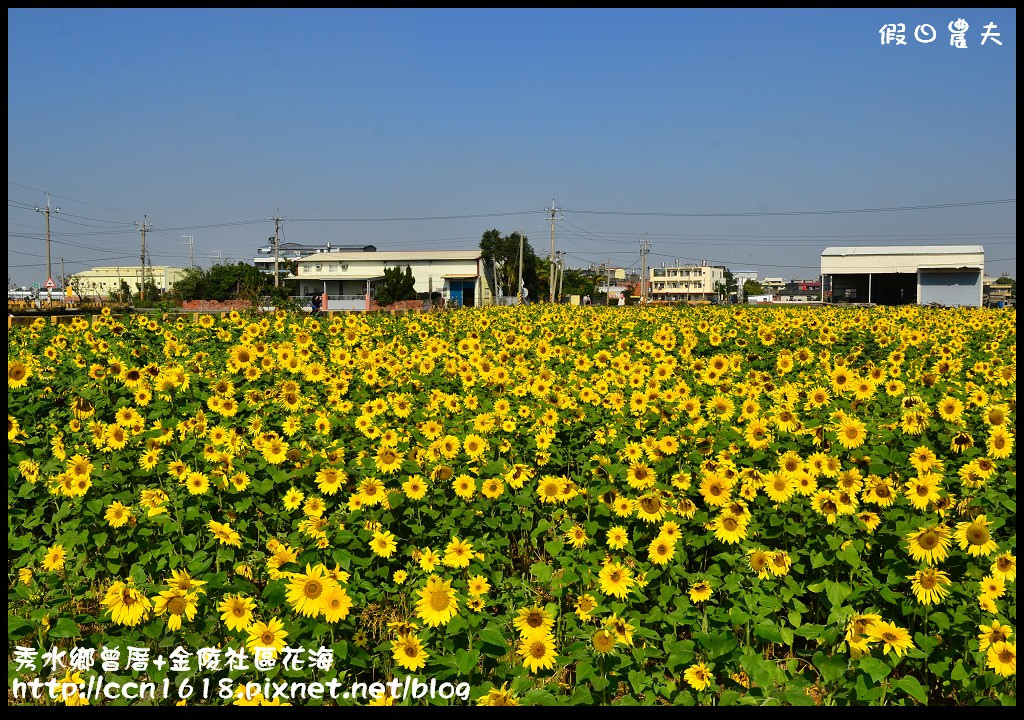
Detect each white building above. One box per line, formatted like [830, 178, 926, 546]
[648, 262, 725, 302]
[290, 250, 490, 310]
[70, 266, 189, 298]
[254, 242, 375, 273]
[821, 245, 984, 307]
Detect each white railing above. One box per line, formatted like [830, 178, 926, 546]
[325, 295, 367, 311]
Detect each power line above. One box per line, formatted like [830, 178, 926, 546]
[288, 210, 539, 223]
[566, 198, 1015, 218]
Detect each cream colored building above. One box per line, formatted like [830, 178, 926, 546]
[290, 250, 491, 310]
[821, 245, 984, 306]
[649, 263, 725, 302]
[70, 266, 189, 297]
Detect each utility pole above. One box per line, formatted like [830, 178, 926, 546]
[35, 193, 60, 307]
[556, 251, 565, 302]
[270, 211, 284, 287]
[517, 230, 525, 306]
[602, 258, 610, 305]
[547, 199, 561, 303]
[605, 261, 611, 306]
[60, 257, 66, 302]
[135, 215, 151, 302]
[181, 235, 195, 268]
[639, 234, 652, 304]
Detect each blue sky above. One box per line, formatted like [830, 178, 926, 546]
[7, 8, 1016, 288]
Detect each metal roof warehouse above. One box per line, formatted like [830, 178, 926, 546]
[821, 245, 984, 307]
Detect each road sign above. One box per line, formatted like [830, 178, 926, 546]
[44, 277, 57, 290]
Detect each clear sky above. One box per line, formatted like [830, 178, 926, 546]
[7, 8, 1017, 288]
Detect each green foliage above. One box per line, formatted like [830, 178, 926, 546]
[559, 269, 601, 300]
[374, 265, 417, 306]
[743, 279, 765, 297]
[172, 263, 275, 302]
[5, 305, 1017, 706]
[722, 270, 738, 300]
[479, 229, 540, 300]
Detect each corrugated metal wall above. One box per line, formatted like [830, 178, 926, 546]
[918, 271, 982, 306]
[822, 253, 982, 274]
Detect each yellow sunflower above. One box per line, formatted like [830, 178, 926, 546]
[415, 575, 459, 627]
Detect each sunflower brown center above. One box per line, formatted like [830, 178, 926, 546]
[966, 525, 989, 545]
[429, 589, 450, 612]
[640, 497, 661, 513]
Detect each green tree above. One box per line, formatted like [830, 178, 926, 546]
[172, 263, 273, 302]
[67, 274, 84, 304]
[110, 279, 132, 304]
[170, 267, 209, 302]
[479, 229, 540, 301]
[560, 268, 600, 300]
[132, 277, 162, 306]
[374, 265, 417, 306]
[722, 270, 738, 302]
[743, 279, 765, 298]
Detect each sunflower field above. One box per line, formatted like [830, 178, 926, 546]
[6, 305, 1017, 706]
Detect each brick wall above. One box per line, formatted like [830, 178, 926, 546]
[366, 299, 429, 313]
[180, 299, 253, 311]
